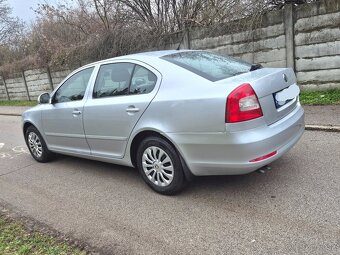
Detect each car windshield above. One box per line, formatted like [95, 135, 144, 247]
[161, 51, 252, 82]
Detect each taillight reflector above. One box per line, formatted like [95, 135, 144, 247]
[249, 151, 277, 162]
[226, 83, 263, 123]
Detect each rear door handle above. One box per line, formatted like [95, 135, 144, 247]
[72, 110, 82, 116]
[126, 106, 140, 113]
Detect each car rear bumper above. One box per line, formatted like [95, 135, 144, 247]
[166, 104, 305, 176]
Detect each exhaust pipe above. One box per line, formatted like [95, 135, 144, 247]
[256, 165, 272, 174]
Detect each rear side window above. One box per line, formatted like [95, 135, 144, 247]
[130, 65, 157, 95]
[93, 63, 157, 98]
[161, 51, 251, 82]
[93, 63, 134, 98]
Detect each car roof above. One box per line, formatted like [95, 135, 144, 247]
[82, 49, 195, 68]
[128, 50, 191, 58]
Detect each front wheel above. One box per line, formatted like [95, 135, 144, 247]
[136, 136, 186, 195]
[25, 126, 53, 163]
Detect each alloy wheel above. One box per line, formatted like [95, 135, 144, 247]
[142, 146, 174, 187]
[28, 132, 43, 158]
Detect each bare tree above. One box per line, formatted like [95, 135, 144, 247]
[29, 0, 152, 66]
[265, 0, 316, 9]
[119, 0, 249, 34]
[0, 0, 23, 45]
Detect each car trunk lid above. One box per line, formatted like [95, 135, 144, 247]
[218, 67, 299, 126]
[251, 68, 299, 125]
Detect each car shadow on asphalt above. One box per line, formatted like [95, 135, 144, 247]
[51, 153, 139, 177]
[50, 153, 290, 199]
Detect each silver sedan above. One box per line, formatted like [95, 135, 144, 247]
[22, 50, 305, 194]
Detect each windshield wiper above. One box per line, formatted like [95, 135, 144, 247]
[250, 63, 263, 71]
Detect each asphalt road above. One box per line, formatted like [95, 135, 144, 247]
[0, 115, 339, 255]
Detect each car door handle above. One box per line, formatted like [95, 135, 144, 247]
[126, 106, 140, 113]
[72, 110, 82, 116]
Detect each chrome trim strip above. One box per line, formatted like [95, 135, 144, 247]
[45, 132, 85, 138]
[85, 134, 127, 141]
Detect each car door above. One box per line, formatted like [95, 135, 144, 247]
[42, 67, 95, 154]
[83, 61, 160, 158]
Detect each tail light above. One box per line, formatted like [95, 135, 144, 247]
[226, 83, 263, 123]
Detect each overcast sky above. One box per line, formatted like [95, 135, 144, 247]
[7, 0, 57, 22]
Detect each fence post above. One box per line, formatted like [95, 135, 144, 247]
[22, 70, 31, 101]
[284, 4, 295, 70]
[1, 74, 10, 101]
[183, 29, 191, 49]
[46, 66, 54, 90]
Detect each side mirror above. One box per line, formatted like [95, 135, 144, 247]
[38, 92, 50, 104]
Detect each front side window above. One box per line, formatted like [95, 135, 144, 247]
[54, 67, 94, 103]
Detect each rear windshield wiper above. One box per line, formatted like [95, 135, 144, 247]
[250, 63, 263, 71]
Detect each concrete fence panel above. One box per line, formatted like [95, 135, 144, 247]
[50, 70, 71, 89]
[0, 69, 71, 101]
[25, 69, 53, 100]
[5, 74, 28, 100]
[294, 0, 340, 90]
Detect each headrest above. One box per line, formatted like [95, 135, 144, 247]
[111, 66, 130, 82]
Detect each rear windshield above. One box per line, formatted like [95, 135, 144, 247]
[161, 51, 251, 82]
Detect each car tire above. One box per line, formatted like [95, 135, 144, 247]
[136, 136, 186, 195]
[25, 126, 53, 163]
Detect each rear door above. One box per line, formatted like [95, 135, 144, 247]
[83, 61, 161, 158]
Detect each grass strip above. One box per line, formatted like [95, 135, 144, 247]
[0, 215, 86, 255]
[299, 89, 340, 105]
[0, 100, 37, 107]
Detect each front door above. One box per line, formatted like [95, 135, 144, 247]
[42, 67, 95, 154]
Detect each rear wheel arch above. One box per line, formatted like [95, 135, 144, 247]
[130, 130, 194, 181]
[130, 130, 164, 168]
